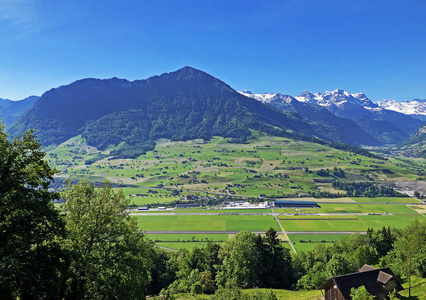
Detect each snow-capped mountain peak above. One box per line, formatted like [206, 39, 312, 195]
[376, 99, 426, 116]
[239, 91, 296, 104]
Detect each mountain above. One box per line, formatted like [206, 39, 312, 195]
[401, 124, 426, 158]
[8, 67, 319, 158]
[239, 91, 380, 146]
[376, 99, 426, 121]
[294, 89, 423, 144]
[0, 96, 39, 127]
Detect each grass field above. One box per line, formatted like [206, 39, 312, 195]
[351, 197, 421, 203]
[280, 214, 423, 232]
[274, 203, 418, 214]
[137, 214, 281, 232]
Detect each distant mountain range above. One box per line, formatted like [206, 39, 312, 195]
[2, 67, 425, 158]
[240, 90, 424, 145]
[0, 96, 39, 127]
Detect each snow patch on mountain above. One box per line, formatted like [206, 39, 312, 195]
[376, 99, 426, 116]
[239, 90, 296, 104]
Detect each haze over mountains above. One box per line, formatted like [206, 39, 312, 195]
[0, 96, 39, 127]
[2, 67, 425, 158]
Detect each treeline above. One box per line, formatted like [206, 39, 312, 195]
[154, 221, 426, 296]
[332, 181, 407, 197]
[151, 229, 292, 296]
[328, 142, 385, 160]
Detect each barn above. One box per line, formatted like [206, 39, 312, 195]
[318, 265, 403, 300]
[273, 200, 320, 208]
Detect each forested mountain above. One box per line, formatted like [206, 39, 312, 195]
[8, 67, 319, 157]
[0, 96, 38, 127]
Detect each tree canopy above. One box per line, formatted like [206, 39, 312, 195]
[0, 125, 66, 299]
[61, 179, 154, 299]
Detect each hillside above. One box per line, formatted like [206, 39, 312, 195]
[8, 67, 318, 157]
[401, 124, 426, 158]
[0, 96, 38, 127]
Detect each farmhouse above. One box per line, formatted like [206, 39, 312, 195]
[318, 265, 403, 300]
[273, 200, 320, 208]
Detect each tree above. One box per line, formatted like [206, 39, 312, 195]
[216, 231, 261, 288]
[61, 179, 154, 299]
[350, 285, 374, 300]
[0, 126, 67, 299]
[259, 228, 293, 288]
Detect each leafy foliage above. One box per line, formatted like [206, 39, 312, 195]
[350, 285, 374, 300]
[0, 125, 66, 299]
[61, 180, 154, 299]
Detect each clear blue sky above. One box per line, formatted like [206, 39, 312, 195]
[1, 0, 425, 101]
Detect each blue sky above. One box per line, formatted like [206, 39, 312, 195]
[1, 0, 425, 101]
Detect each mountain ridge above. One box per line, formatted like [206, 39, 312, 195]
[241, 90, 423, 145]
[8, 67, 320, 158]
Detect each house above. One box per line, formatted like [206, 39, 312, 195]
[317, 265, 403, 300]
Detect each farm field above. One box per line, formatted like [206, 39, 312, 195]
[46, 134, 426, 253]
[47, 134, 426, 200]
[136, 214, 281, 232]
[351, 197, 421, 203]
[274, 203, 420, 214]
[280, 214, 424, 232]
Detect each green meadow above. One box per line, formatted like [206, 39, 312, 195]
[136, 214, 281, 232]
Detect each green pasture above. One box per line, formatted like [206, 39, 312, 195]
[136, 214, 280, 232]
[274, 203, 417, 214]
[278, 215, 358, 220]
[281, 214, 423, 232]
[351, 197, 420, 203]
[147, 233, 229, 242]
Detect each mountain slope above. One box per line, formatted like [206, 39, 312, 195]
[239, 91, 380, 146]
[8, 67, 318, 157]
[0, 96, 38, 127]
[401, 124, 426, 158]
[295, 89, 422, 144]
